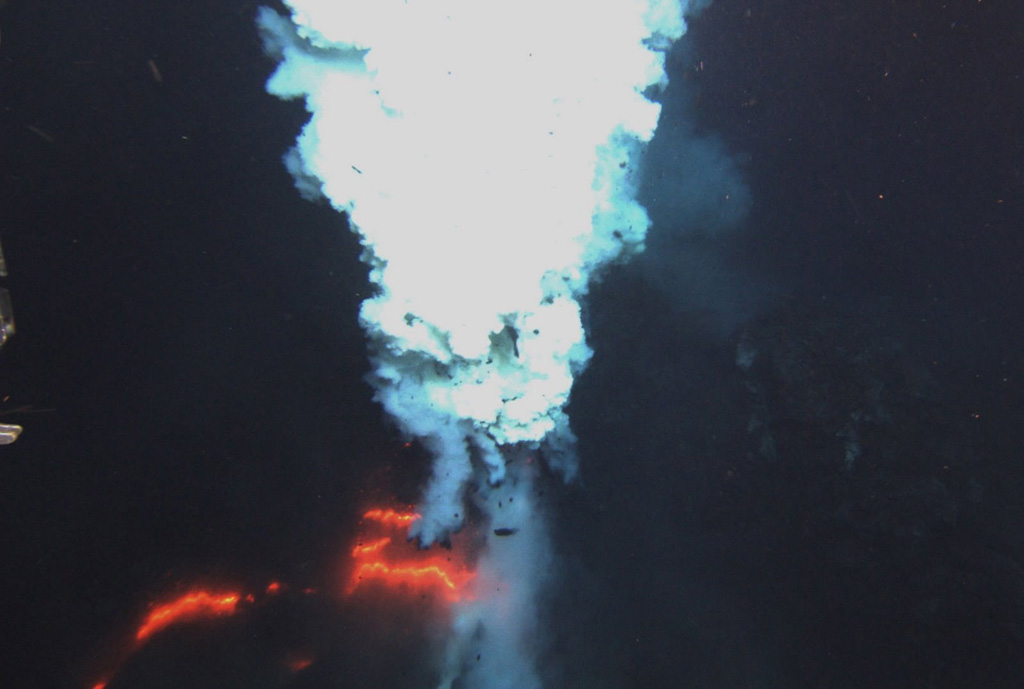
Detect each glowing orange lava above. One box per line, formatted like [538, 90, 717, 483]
[362, 508, 421, 527]
[89, 579, 308, 689]
[352, 536, 391, 557]
[87, 504, 473, 688]
[351, 557, 474, 602]
[347, 507, 474, 602]
[135, 590, 241, 641]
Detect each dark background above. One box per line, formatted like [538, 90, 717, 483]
[1, 1, 1021, 687]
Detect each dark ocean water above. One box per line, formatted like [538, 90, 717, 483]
[1, 1, 1021, 687]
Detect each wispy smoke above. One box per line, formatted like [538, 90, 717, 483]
[638, 37, 762, 337]
[258, 1, 690, 685]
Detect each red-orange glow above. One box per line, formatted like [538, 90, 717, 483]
[136, 590, 241, 641]
[286, 655, 314, 672]
[90, 579, 301, 689]
[347, 505, 474, 603]
[362, 508, 421, 527]
[352, 558, 473, 602]
[352, 537, 391, 557]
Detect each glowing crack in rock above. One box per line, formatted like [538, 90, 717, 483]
[135, 590, 241, 641]
[348, 507, 475, 603]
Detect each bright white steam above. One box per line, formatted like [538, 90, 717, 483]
[259, 0, 687, 685]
